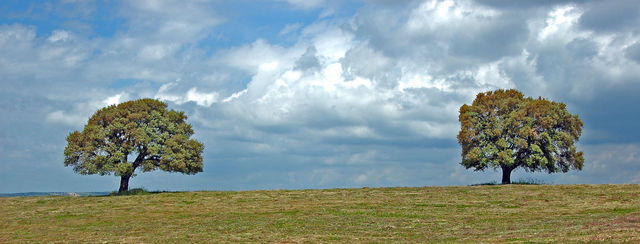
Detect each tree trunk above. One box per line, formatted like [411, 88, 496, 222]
[119, 174, 131, 193]
[501, 166, 514, 184]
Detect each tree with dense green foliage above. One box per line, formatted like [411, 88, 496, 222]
[457, 89, 584, 184]
[64, 98, 204, 192]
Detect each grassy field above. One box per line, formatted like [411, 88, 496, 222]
[1, 184, 639, 243]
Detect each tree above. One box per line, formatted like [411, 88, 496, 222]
[457, 89, 584, 184]
[64, 98, 204, 192]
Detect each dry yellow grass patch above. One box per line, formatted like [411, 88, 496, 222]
[1, 184, 639, 243]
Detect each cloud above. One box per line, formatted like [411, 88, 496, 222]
[2, 0, 640, 192]
[537, 5, 581, 42]
[193, 0, 640, 188]
[155, 83, 219, 107]
[47, 30, 71, 42]
[278, 0, 326, 10]
[625, 42, 640, 64]
[579, 143, 640, 184]
[103, 93, 126, 106]
[44, 92, 129, 126]
[474, 0, 576, 9]
[578, 0, 640, 32]
[279, 23, 303, 36]
[120, 0, 221, 42]
[45, 110, 86, 126]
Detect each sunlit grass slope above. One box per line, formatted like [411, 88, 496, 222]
[1, 184, 639, 242]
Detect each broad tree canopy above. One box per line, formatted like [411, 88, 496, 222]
[457, 89, 583, 184]
[64, 98, 203, 192]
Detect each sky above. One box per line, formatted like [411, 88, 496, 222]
[1, 0, 640, 193]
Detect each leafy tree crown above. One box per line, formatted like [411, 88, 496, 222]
[457, 89, 584, 173]
[64, 98, 203, 177]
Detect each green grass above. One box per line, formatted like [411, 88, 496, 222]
[108, 188, 152, 196]
[1, 184, 639, 242]
[469, 178, 547, 186]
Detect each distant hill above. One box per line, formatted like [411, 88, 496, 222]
[0, 192, 109, 197]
